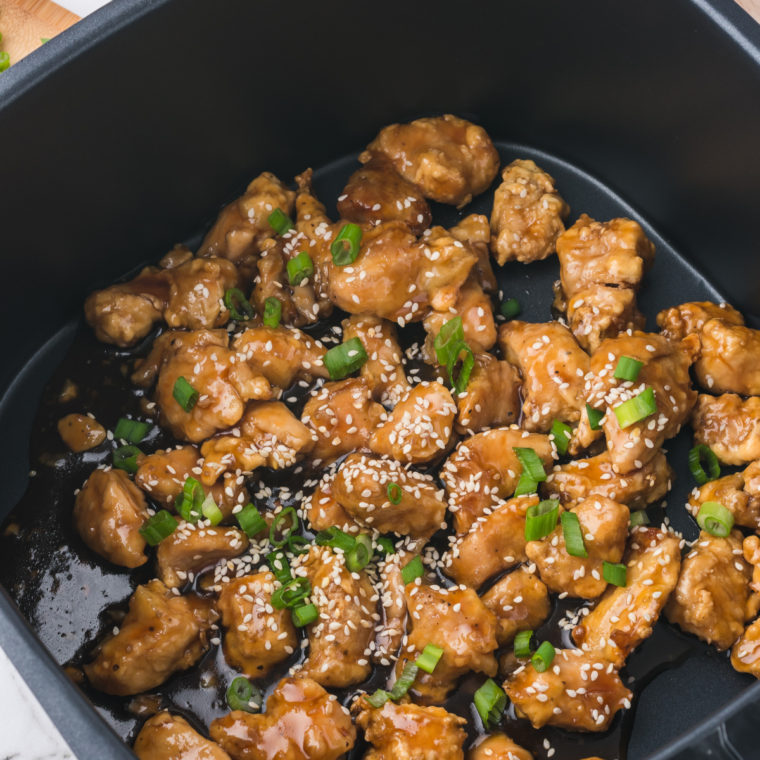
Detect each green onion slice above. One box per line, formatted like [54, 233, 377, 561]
[226, 677, 262, 713]
[201, 493, 224, 526]
[447, 341, 475, 395]
[387, 483, 402, 505]
[113, 418, 151, 444]
[287, 535, 311, 555]
[270, 507, 298, 548]
[603, 561, 627, 587]
[416, 643, 444, 674]
[614, 387, 657, 429]
[614, 356, 644, 382]
[271, 577, 311, 610]
[364, 690, 392, 708]
[324, 337, 368, 381]
[550, 419, 573, 456]
[433, 317, 465, 367]
[139, 510, 178, 546]
[268, 208, 294, 236]
[400, 555, 425, 585]
[531, 641, 556, 673]
[173, 376, 198, 412]
[561, 511, 588, 558]
[346, 540, 371, 573]
[287, 251, 314, 286]
[266, 550, 293, 584]
[236, 503, 267, 537]
[176, 477, 205, 523]
[263, 297, 282, 328]
[113, 445, 142, 474]
[330, 223, 363, 266]
[501, 298, 521, 320]
[524, 500, 560, 541]
[513, 630, 534, 658]
[224, 288, 254, 322]
[697, 501, 735, 538]
[315, 526, 357, 553]
[630, 510, 650, 526]
[292, 603, 319, 627]
[689, 444, 721, 486]
[514, 447, 548, 483]
[474, 678, 507, 727]
[514, 473, 538, 497]
[391, 661, 419, 698]
[376, 537, 395, 555]
[586, 403, 604, 431]
[0, 52, 9, 73]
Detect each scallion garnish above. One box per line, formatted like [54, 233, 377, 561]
[173, 376, 198, 412]
[236, 503, 267, 537]
[376, 537, 395, 555]
[271, 577, 311, 610]
[688, 444, 721, 486]
[514, 447, 547, 496]
[630, 510, 650, 526]
[330, 223, 363, 266]
[697, 501, 734, 538]
[400, 555, 425, 585]
[139, 510, 178, 546]
[324, 337, 368, 381]
[603, 561, 627, 587]
[449, 343, 475, 395]
[315, 526, 357, 553]
[586, 403, 604, 431]
[176, 477, 205, 523]
[263, 297, 281, 328]
[387, 482, 402, 505]
[513, 630, 534, 658]
[550, 419, 573, 456]
[531, 641, 556, 673]
[613, 387, 656, 429]
[266, 550, 293, 584]
[561, 511, 587, 558]
[224, 288, 254, 322]
[286, 251, 314, 286]
[113, 418, 151, 444]
[226, 677, 262, 713]
[434, 317, 465, 367]
[0, 52, 9, 73]
[501, 297, 521, 320]
[345, 534, 372, 573]
[524, 500, 559, 542]
[287, 535, 311, 555]
[113, 445, 142, 474]
[268, 208, 294, 236]
[292, 603, 318, 627]
[416, 643, 444, 674]
[270, 507, 298, 548]
[201, 493, 224, 526]
[474, 678, 507, 727]
[614, 356, 644, 382]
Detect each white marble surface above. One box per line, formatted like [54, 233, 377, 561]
[56, 0, 110, 17]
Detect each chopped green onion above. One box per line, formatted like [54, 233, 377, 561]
[226, 677, 262, 713]
[514, 472, 538, 497]
[315, 526, 357, 553]
[263, 297, 281, 328]
[201, 493, 224, 526]
[387, 483, 402, 505]
[697, 501, 735, 538]
[287, 535, 311, 555]
[561, 511, 587, 558]
[614, 356, 644, 382]
[330, 223, 363, 266]
[236, 504, 267, 537]
[271, 577, 311, 610]
[586, 403, 604, 431]
[531, 641, 556, 673]
[364, 690, 392, 708]
[376, 537, 395, 555]
[390, 661, 419, 699]
[550, 419, 573, 456]
[614, 387, 657, 429]
[346, 535, 371, 572]
[270, 507, 298, 548]
[689, 444, 721, 486]
[224, 288, 254, 322]
[324, 337, 368, 380]
[268, 208, 294, 236]
[286, 251, 314, 286]
[514, 448, 548, 483]
[41, 37, 50, 43]
[173, 376, 198, 412]
[0, 52, 9, 73]
[603, 561, 627, 587]
[401, 555, 425, 585]
[266, 550, 293, 584]
[176, 477, 204, 523]
[501, 298, 521, 320]
[513, 630, 534, 658]
[416, 643, 444, 674]
[434, 317, 465, 367]
[113, 418, 151, 444]
[113, 445, 142, 474]
[139, 510, 178, 546]
[524, 500, 560, 541]
[292, 603, 318, 627]
[474, 678, 507, 727]
[630, 510, 650, 526]
[447, 341, 475, 395]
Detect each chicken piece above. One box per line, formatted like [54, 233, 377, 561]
[504, 649, 631, 731]
[84, 580, 216, 696]
[133, 711, 231, 760]
[665, 529, 759, 652]
[444, 494, 539, 589]
[302, 378, 384, 466]
[199, 401, 315, 485]
[332, 453, 446, 539]
[527, 496, 629, 599]
[694, 319, 760, 396]
[581, 332, 700, 474]
[366, 114, 500, 207]
[450, 214, 498, 295]
[58, 413, 107, 452]
[372, 554, 408, 665]
[135, 445, 249, 519]
[731, 618, 760, 678]
[565, 284, 646, 355]
[341, 314, 411, 406]
[337, 151, 432, 235]
[443, 428, 554, 534]
[355, 699, 467, 760]
[84, 266, 171, 347]
[197, 172, 296, 270]
[656, 300, 745, 342]
[151, 330, 272, 443]
[157, 524, 248, 589]
[74, 467, 149, 568]
[251, 240, 304, 327]
[556, 215, 655, 299]
[573, 527, 681, 667]
[745, 534, 760, 594]
[294, 546, 375, 688]
[217, 573, 297, 678]
[686, 469, 760, 533]
[691, 393, 760, 468]
[481, 567, 551, 646]
[159, 243, 195, 269]
[454, 354, 521, 435]
[370, 381, 456, 465]
[303, 472, 363, 535]
[210, 677, 356, 760]
[232, 325, 329, 389]
[543, 450, 673, 511]
[489, 159, 569, 265]
[468, 733, 533, 760]
[395, 583, 498, 703]
[499, 321, 589, 434]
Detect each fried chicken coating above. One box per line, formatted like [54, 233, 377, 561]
[133, 711, 231, 760]
[656, 300, 744, 342]
[691, 394, 760, 466]
[694, 319, 760, 396]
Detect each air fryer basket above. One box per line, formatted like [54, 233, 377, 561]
[1, 1, 760, 758]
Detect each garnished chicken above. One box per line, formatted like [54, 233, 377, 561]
[691, 394, 760, 466]
[656, 300, 744, 342]
[303, 472, 363, 535]
[693, 319, 760, 396]
[731, 537, 760, 678]
[686, 466, 760, 532]
[133, 711, 232, 760]
[372, 553, 409, 666]
[468, 733, 533, 760]
[450, 214, 498, 295]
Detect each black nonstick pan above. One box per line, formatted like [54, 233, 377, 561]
[1, 1, 760, 759]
